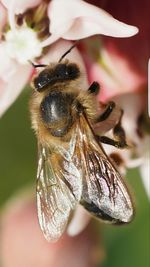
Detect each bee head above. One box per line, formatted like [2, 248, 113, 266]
[33, 62, 80, 92]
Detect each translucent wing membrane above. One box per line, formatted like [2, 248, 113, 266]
[78, 114, 134, 223]
[37, 113, 134, 242]
[37, 133, 82, 242]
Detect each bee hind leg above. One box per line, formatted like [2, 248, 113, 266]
[97, 135, 128, 149]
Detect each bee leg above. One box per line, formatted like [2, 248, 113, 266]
[113, 110, 128, 147]
[29, 60, 47, 68]
[88, 81, 100, 95]
[97, 136, 128, 148]
[97, 111, 128, 149]
[96, 101, 116, 122]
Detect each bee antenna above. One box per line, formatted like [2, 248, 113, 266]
[58, 41, 79, 63]
[28, 60, 47, 68]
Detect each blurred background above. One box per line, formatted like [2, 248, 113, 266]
[0, 88, 149, 267]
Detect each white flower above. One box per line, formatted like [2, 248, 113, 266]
[5, 26, 42, 64]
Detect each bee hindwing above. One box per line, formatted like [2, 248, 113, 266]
[36, 134, 82, 242]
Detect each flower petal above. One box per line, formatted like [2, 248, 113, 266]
[112, 92, 145, 139]
[0, 55, 32, 116]
[67, 205, 91, 236]
[0, 43, 19, 81]
[1, 0, 42, 14]
[100, 92, 146, 174]
[1, 0, 42, 30]
[1, 193, 102, 267]
[89, 48, 146, 102]
[46, 0, 138, 45]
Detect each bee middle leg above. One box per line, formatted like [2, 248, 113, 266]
[97, 111, 128, 149]
[95, 101, 116, 122]
[94, 100, 122, 135]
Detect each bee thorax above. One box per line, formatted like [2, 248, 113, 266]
[40, 91, 74, 137]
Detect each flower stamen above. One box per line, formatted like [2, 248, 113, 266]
[5, 26, 42, 64]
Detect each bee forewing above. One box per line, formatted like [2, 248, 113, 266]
[36, 112, 134, 242]
[78, 114, 134, 224]
[36, 138, 82, 242]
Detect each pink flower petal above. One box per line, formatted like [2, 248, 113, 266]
[0, 59, 32, 116]
[45, 0, 138, 46]
[113, 92, 145, 141]
[0, 43, 19, 81]
[67, 205, 91, 236]
[1, 194, 102, 267]
[0, 2, 7, 38]
[1, 0, 42, 14]
[89, 49, 146, 102]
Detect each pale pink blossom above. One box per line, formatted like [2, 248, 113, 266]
[0, 64, 32, 116]
[88, 48, 146, 102]
[0, 42, 32, 116]
[0, 193, 103, 267]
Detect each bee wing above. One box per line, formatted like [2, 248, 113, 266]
[78, 114, 134, 224]
[36, 135, 82, 242]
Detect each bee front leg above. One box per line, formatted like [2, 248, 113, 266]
[88, 81, 100, 95]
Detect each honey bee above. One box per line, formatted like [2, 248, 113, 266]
[30, 44, 134, 242]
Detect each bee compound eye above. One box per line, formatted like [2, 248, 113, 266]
[67, 64, 80, 79]
[34, 72, 51, 91]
